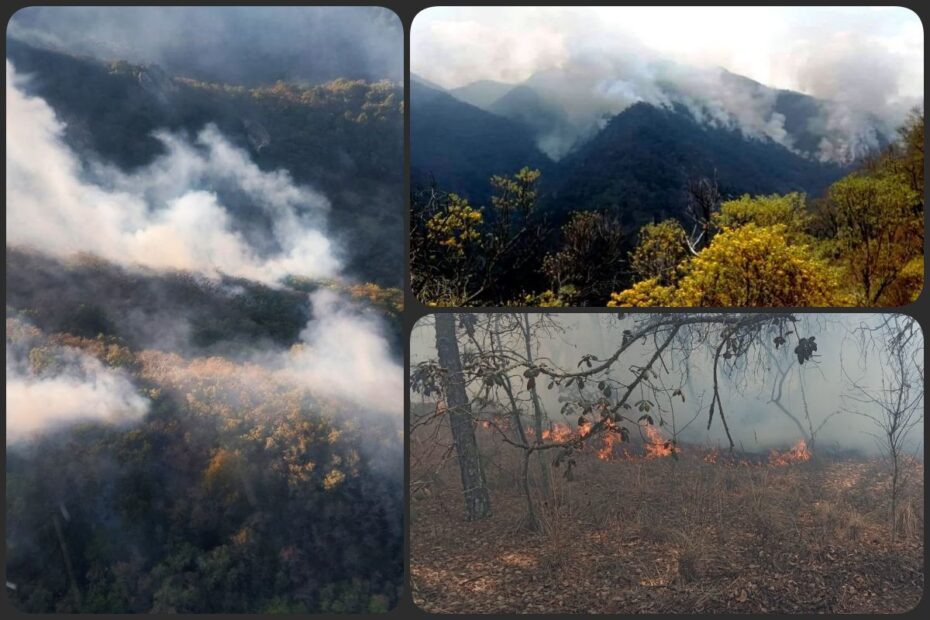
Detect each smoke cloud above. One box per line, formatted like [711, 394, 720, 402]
[413, 7, 923, 162]
[6, 60, 402, 441]
[285, 290, 403, 417]
[6, 343, 150, 444]
[8, 6, 402, 84]
[410, 314, 924, 456]
[7, 61, 340, 284]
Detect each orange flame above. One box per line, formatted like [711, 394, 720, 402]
[642, 424, 678, 459]
[596, 430, 626, 461]
[542, 423, 574, 443]
[541, 421, 595, 442]
[768, 439, 811, 466]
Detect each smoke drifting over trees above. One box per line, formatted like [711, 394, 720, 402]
[411, 313, 923, 456]
[7, 63, 340, 284]
[410, 313, 923, 613]
[413, 7, 921, 161]
[6, 337, 150, 443]
[9, 6, 402, 85]
[6, 7, 402, 612]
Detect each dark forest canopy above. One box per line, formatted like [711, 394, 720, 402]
[6, 8, 404, 612]
[6, 317, 403, 613]
[7, 39, 404, 288]
[411, 105, 923, 307]
[5, 248, 403, 357]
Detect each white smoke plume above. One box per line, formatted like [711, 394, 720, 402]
[6, 60, 402, 441]
[7, 6, 402, 84]
[6, 61, 340, 284]
[284, 290, 403, 417]
[6, 344, 150, 444]
[414, 7, 922, 162]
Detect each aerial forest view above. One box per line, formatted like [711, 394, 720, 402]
[5, 7, 403, 613]
[410, 7, 924, 307]
[410, 313, 924, 613]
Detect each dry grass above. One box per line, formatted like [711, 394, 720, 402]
[411, 421, 924, 614]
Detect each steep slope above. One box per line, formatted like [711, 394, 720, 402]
[410, 72, 448, 92]
[487, 85, 576, 160]
[715, 68, 891, 163]
[4, 248, 403, 357]
[410, 80, 551, 204]
[6, 39, 403, 287]
[547, 102, 850, 228]
[449, 79, 514, 110]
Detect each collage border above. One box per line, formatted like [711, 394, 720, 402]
[1, 2, 928, 618]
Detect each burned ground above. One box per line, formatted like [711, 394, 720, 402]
[411, 415, 923, 614]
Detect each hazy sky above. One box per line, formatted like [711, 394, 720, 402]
[412, 6, 923, 104]
[9, 6, 403, 84]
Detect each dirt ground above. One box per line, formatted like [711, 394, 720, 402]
[411, 431, 924, 614]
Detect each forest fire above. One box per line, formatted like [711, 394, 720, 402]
[412, 306, 925, 614]
[596, 429, 630, 461]
[529, 423, 810, 468]
[538, 421, 680, 461]
[542, 421, 594, 443]
[542, 423, 574, 443]
[769, 439, 812, 466]
[642, 424, 679, 459]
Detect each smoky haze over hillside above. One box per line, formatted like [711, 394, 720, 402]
[413, 7, 922, 161]
[411, 314, 924, 456]
[6, 63, 402, 437]
[6, 62, 340, 284]
[6, 7, 403, 441]
[8, 6, 402, 85]
[5, 7, 403, 612]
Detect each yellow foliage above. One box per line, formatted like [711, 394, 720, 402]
[612, 224, 848, 307]
[425, 194, 483, 256]
[629, 220, 689, 284]
[523, 290, 568, 307]
[714, 193, 811, 239]
[203, 448, 242, 489]
[608, 278, 676, 307]
[322, 469, 346, 491]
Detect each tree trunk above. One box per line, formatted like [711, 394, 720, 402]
[434, 313, 491, 521]
[521, 314, 552, 496]
[491, 316, 530, 447]
[890, 445, 899, 544]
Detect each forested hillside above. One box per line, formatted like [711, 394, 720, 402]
[412, 109, 923, 307]
[549, 102, 847, 228]
[411, 80, 853, 225]
[7, 315, 403, 613]
[8, 39, 403, 287]
[410, 79, 551, 206]
[6, 7, 403, 612]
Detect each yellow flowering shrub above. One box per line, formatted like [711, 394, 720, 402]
[611, 224, 848, 307]
[425, 194, 483, 256]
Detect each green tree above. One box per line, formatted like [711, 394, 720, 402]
[410, 169, 547, 306]
[542, 211, 625, 304]
[826, 173, 920, 304]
